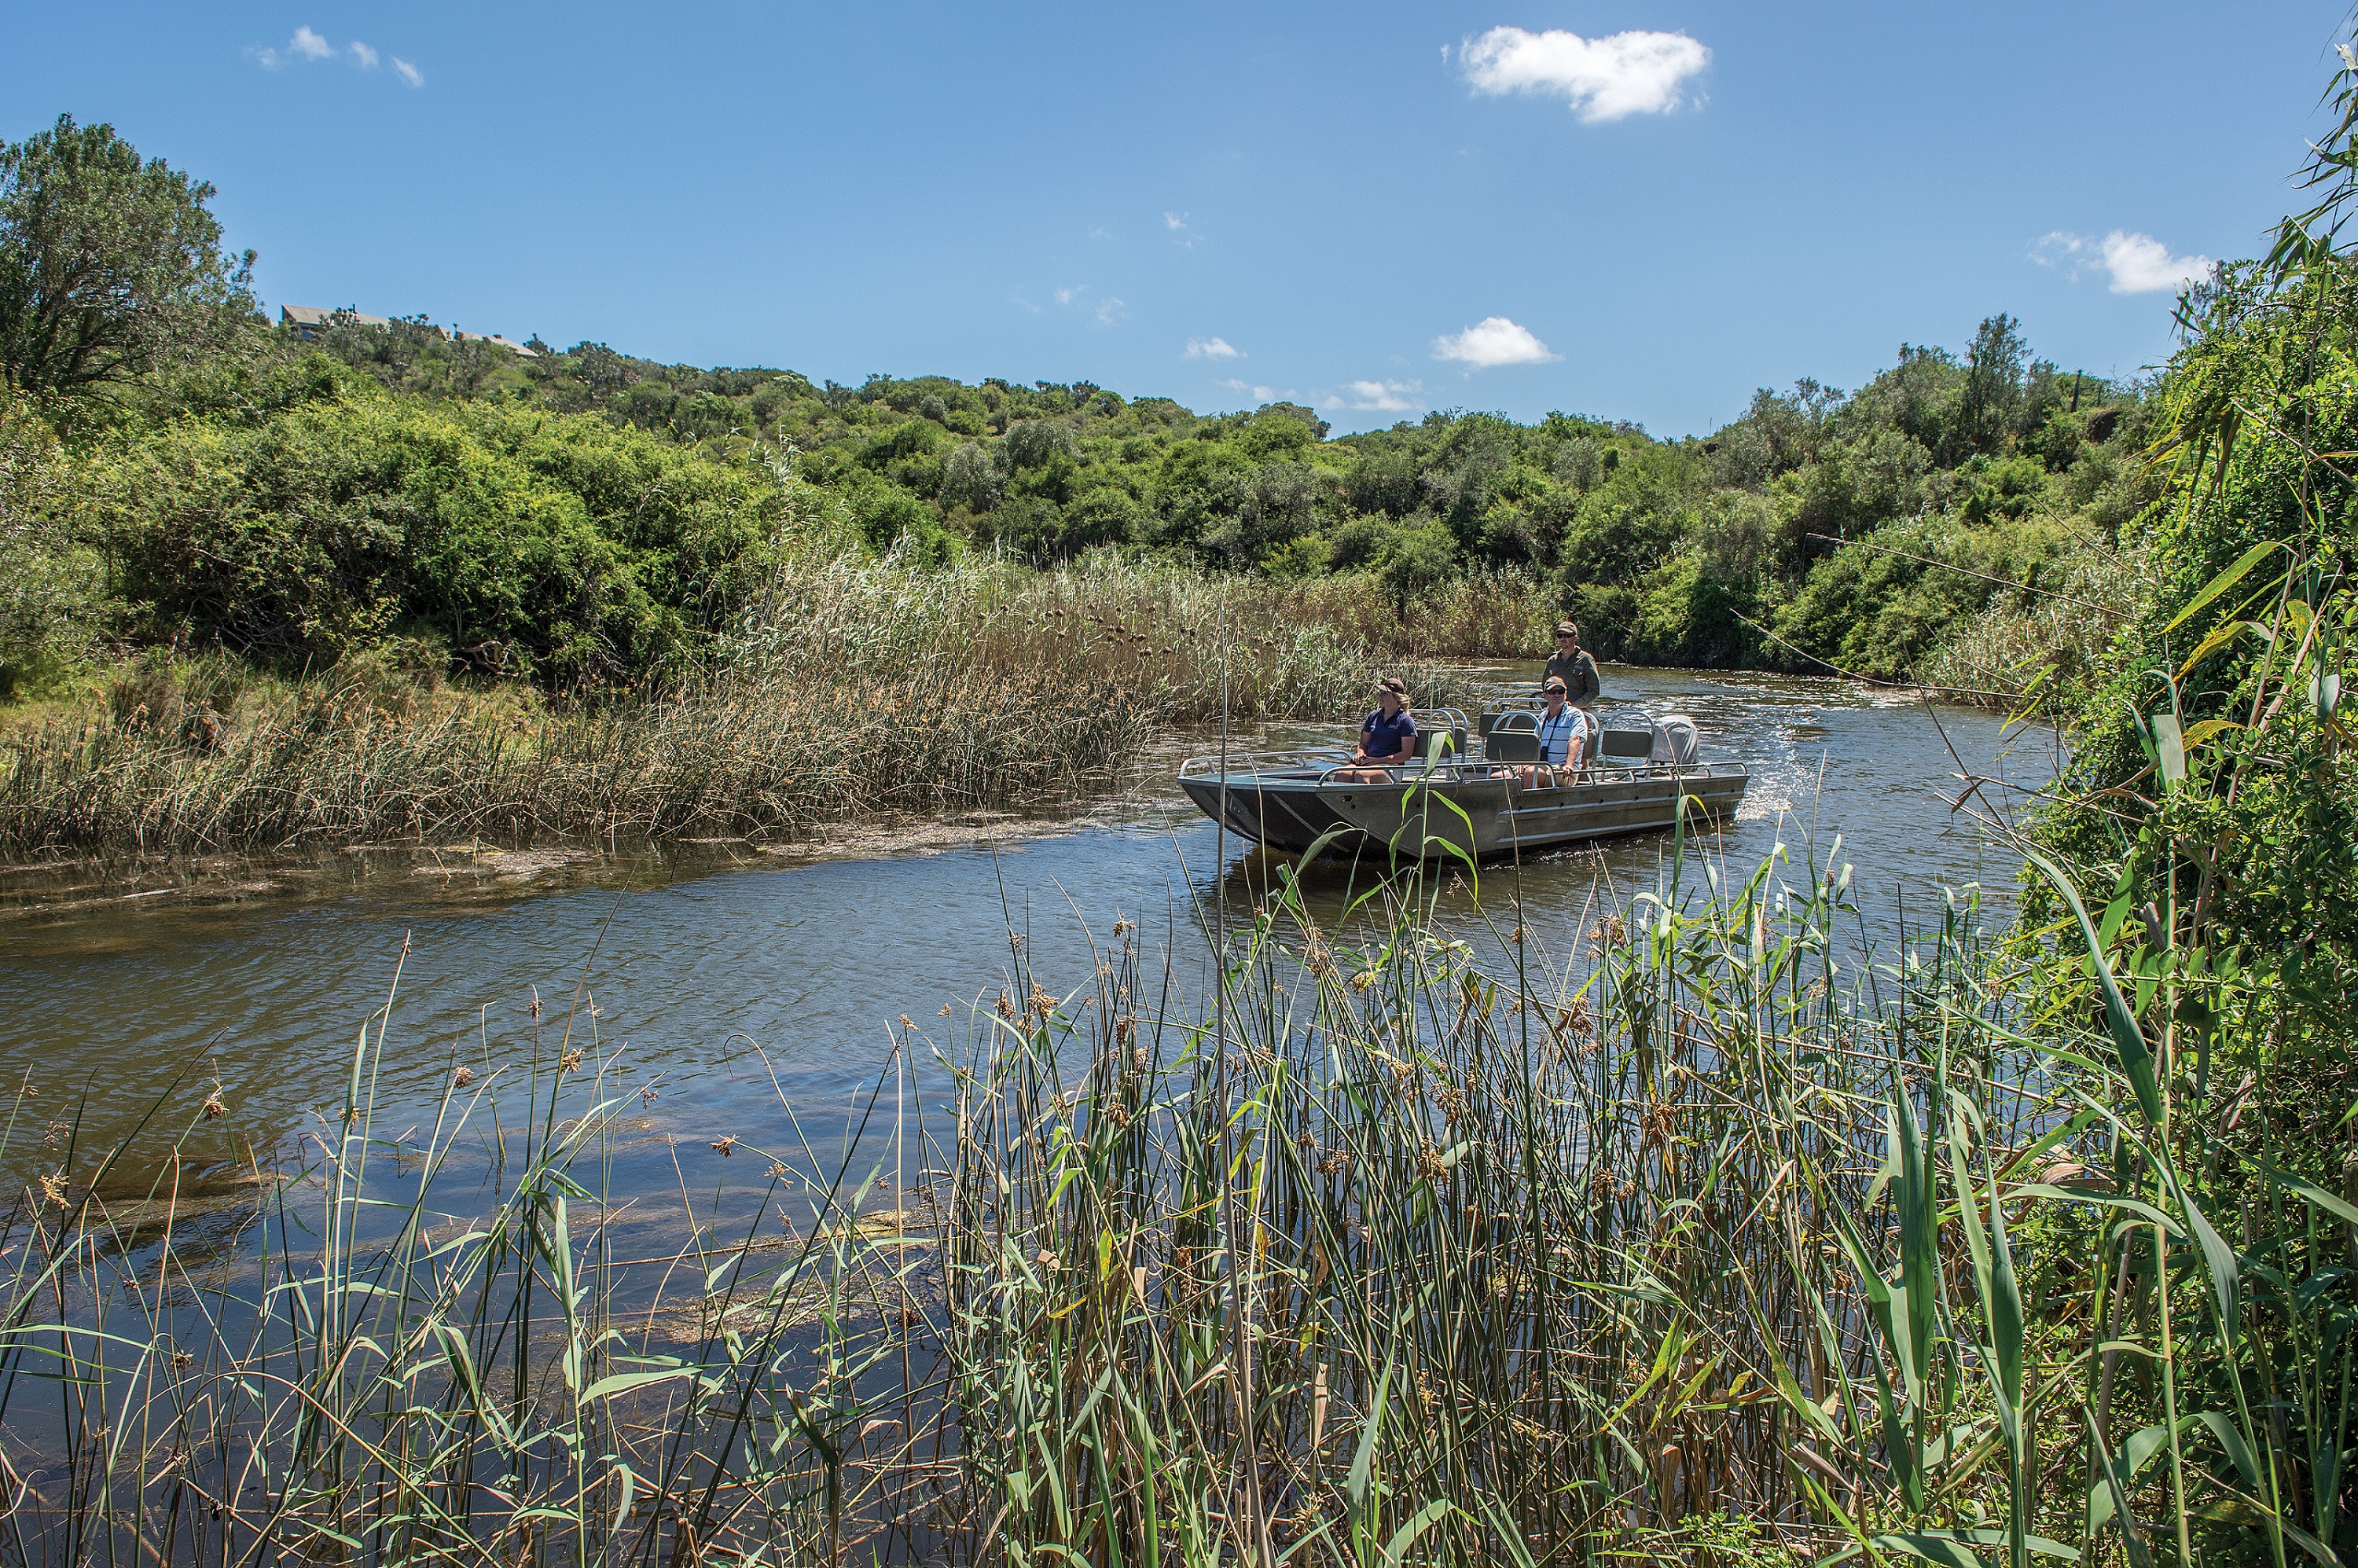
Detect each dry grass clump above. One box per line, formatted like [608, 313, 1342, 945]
[1915, 538, 2149, 708]
[0, 553, 1508, 853]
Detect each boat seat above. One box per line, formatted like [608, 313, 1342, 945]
[1478, 703, 1542, 738]
[1596, 727, 1656, 764]
[1486, 710, 1539, 763]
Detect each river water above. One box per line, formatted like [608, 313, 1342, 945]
[0, 664, 2056, 1200]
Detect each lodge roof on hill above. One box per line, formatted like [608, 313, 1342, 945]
[454, 331, 539, 358]
[281, 304, 388, 331]
[277, 306, 540, 358]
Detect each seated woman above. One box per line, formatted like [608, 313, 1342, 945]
[1515, 677, 1591, 788]
[1335, 676, 1417, 782]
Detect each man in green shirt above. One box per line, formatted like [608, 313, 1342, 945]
[1544, 621, 1601, 710]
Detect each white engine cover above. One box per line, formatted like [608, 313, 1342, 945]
[1651, 715, 1702, 766]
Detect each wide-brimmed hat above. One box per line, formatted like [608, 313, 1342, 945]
[1377, 675, 1409, 698]
[1542, 676, 1568, 694]
[1555, 620, 1580, 639]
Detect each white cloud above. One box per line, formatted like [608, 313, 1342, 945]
[1431, 316, 1559, 369]
[1185, 336, 1243, 360]
[1087, 225, 1114, 240]
[1042, 285, 1126, 326]
[2099, 230, 2211, 294]
[1458, 25, 1710, 123]
[2031, 229, 2213, 295]
[1164, 211, 1198, 248]
[1220, 379, 1298, 403]
[1335, 379, 1423, 413]
[256, 28, 418, 83]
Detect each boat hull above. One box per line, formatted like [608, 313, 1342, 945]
[1180, 764, 1747, 861]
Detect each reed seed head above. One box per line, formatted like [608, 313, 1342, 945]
[711, 1136, 737, 1155]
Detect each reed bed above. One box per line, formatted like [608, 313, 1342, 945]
[0, 970, 943, 1566]
[2, 808, 2330, 1564]
[935, 824, 2341, 1566]
[1914, 541, 2150, 710]
[0, 554, 1505, 854]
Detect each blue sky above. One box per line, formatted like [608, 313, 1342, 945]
[5, 2, 2346, 434]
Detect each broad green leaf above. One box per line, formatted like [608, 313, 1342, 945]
[1868, 1533, 1983, 1568]
[2088, 1417, 2193, 1532]
[2164, 539, 2284, 633]
[2238, 1156, 2358, 1228]
[2023, 850, 2162, 1133]
[1380, 1498, 1453, 1568]
[578, 1367, 693, 1405]
[2194, 1410, 2260, 1489]
[2081, 1402, 2155, 1568]
[2176, 620, 2261, 681]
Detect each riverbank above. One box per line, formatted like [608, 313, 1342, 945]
[0, 555, 1511, 855]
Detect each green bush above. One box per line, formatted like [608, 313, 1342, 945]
[84, 386, 792, 683]
[0, 391, 108, 696]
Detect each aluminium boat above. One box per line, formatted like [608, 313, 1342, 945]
[1177, 699, 1748, 862]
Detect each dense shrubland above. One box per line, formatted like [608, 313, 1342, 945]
[315, 312, 2155, 691]
[4, 110, 2153, 718]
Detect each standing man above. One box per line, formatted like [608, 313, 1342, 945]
[1544, 621, 1601, 711]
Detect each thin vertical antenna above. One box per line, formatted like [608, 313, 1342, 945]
[1215, 591, 1229, 1145]
[1211, 595, 1274, 1567]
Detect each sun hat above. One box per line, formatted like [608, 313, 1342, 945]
[1555, 620, 1579, 639]
[1543, 676, 1568, 694]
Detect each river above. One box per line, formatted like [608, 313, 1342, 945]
[0, 663, 2055, 1200]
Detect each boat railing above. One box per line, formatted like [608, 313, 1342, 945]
[1182, 751, 1747, 787]
[1178, 707, 1477, 782]
[1177, 748, 1350, 780]
[1313, 758, 1519, 786]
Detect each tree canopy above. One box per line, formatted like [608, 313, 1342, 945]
[0, 114, 256, 397]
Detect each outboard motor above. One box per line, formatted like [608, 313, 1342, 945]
[1651, 714, 1702, 766]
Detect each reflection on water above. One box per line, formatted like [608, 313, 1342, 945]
[0, 663, 2055, 1192]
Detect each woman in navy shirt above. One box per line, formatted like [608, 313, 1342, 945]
[1338, 676, 1418, 781]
